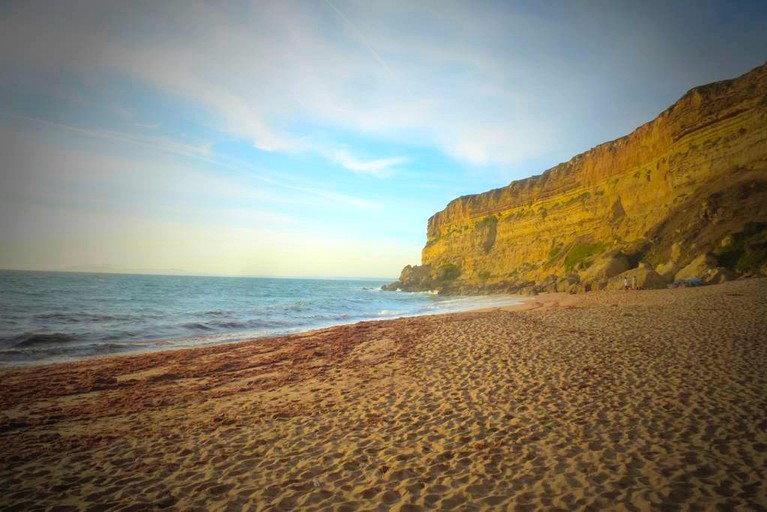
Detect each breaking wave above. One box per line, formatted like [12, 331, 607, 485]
[0, 271, 522, 366]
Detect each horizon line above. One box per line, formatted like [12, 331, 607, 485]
[0, 267, 396, 281]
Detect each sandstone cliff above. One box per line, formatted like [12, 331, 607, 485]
[388, 62, 767, 294]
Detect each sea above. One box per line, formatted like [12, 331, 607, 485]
[0, 270, 522, 366]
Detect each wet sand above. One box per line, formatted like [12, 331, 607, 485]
[1, 278, 766, 511]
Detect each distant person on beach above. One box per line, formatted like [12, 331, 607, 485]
[624, 277, 629, 290]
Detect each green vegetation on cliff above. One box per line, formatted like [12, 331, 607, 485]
[438, 263, 461, 282]
[715, 224, 767, 273]
[388, 61, 767, 294]
[564, 242, 609, 272]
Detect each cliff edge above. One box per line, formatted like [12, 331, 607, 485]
[387, 62, 767, 294]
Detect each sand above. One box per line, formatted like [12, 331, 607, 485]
[1, 278, 766, 511]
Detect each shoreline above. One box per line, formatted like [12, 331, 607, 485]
[2, 278, 766, 510]
[0, 294, 528, 370]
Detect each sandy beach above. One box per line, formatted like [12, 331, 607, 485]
[1, 278, 766, 511]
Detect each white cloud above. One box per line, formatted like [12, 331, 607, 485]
[2, 0, 765, 175]
[336, 153, 407, 175]
[0, 0, 568, 170]
[451, 142, 489, 166]
[316, 147, 408, 177]
[0, 118, 381, 211]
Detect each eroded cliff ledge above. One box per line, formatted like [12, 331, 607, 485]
[387, 62, 767, 294]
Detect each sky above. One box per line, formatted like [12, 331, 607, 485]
[1, 1, 766, 278]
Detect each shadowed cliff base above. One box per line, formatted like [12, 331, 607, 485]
[386, 61, 767, 295]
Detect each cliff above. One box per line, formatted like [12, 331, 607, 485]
[388, 62, 767, 294]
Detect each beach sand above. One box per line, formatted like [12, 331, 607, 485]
[1, 278, 766, 511]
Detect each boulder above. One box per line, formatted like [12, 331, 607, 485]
[536, 274, 559, 293]
[704, 266, 736, 284]
[383, 264, 436, 292]
[635, 262, 670, 289]
[608, 262, 669, 290]
[606, 278, 624, 291]
[644, 273, 668, 290]
[565, 273, 580, 285]
[655, 261, 680, 281]
[580, 250, 630, 282]
[675, 253, 718, 281]
[654, 242, 684, 280]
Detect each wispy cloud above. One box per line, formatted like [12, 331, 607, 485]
[315, 146, 408, 177]
[0, 120, 381, 219]
[0, 0, 549, 170]
[324, 0, 394, 75]
[0, 112, 212, 160]
[334, 152, 407, 176]
[2, 0, 766, 174]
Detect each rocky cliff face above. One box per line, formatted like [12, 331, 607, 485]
[388, 62, 767, 294]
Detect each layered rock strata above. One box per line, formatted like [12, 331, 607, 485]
[387, 62, 767, 294]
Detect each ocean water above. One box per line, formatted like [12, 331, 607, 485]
[0, 270, 522, 366]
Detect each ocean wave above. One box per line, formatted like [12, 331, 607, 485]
[198, 309, 235, 318]
[0, 341, 137, 362]
[89, 342, 136, 354]
[0, 272, 524, 366]
[34, 312, 137, 323]
[179, 318, 296, 332]
[378, 309, 407, 317]
[181, 322, 215, 331]
[13, 332, 78, 348]
[103, 331, 139, 341]
[0, 346, 73, 359]
[207, 320, 248, 329]
[209, 319, 271, 329]
[254, 302, 312, 315]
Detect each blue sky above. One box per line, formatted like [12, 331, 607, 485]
[1, 0, 766, 278]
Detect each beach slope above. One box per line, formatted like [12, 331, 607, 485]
[2, 279, 766, 510]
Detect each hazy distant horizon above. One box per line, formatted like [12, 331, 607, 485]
[0, 266, 397, 281]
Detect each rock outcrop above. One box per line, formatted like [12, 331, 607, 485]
[389, 62, 767, 293]
[382, 264, 435, 292]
